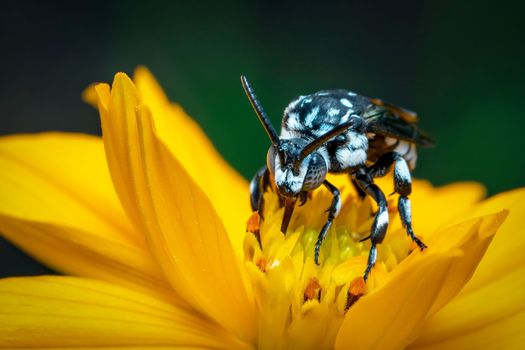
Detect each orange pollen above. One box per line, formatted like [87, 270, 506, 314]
[304, 277, 321, 302]
[246, 211, 261, 233]
[256, 257, 269, 272]
[346, 277, 367, 311]
[246, 211, 262, 247]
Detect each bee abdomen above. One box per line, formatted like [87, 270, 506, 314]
[384, 137, 418, 169]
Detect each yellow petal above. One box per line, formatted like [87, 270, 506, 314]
[456, 188, 525, 291]
[94, 72, 254, 341]
[335, 211, 506, 350]
[95, 76, 148, 234]
[133, 67, 250, 257]
[407, 265, 525, 350]
[423, 211, 508, 315]
[409, 180, 486, 235]
[0, 133, 166, 291]
[134, 105, 255, 342]
[335, 251, 460, 350]
[0, 215, 167, 293]
[0, 133, 133, 241]
[408, 189, 525, 349]
[0, 276, 249, 349]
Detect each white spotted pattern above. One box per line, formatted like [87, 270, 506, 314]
[400, 197, 411, 218]
[328, 108, 340, 117]
[376, 210, 389, 229]
[273, 154, 308, 195]
[349, 131, 368, 150]
[394, 157, 411, 183]
[336, 147, 367, 167]
[340, 98, 353, 108]
[304, 106, 320, 127]
[286, 112, 303, 130]
[279, 129, 297, 140]
[333, 195, 342, 217]
[340, 110, 352, 123]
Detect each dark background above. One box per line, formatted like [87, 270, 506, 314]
[1, 0, 524, 277]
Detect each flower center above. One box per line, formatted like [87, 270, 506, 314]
[243, 178, 420, 349]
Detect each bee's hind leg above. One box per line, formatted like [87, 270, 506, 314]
[367, 152, 427, 251]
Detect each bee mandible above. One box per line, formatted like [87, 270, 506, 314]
[241, 76, 434, 281]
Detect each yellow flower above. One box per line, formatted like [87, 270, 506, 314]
[0, 67, 524, 349]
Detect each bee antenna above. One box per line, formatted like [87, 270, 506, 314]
[241, 75, 281, 148]
[298, 121, 354, 161]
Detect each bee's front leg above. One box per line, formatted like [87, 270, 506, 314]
[249, 165, 271, 217]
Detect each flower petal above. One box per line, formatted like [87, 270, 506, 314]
[335, 211, 507, 350]
[95, 72, 255, 341]
[408, 188, 525, 349]
[364, 176, 485, 237]
[133, 67, 251, 256]
[0, 276, 248, 349]
[134, 105, 255, 342]
[409, 180, 486, 235]
[423, 210, 508, 315]
[0, 215, 167, 292]
[456, 188, 525, 291]
[0, 133, 131, 241]
[407, 265, 525, 350]
[0, 133, 167, 291]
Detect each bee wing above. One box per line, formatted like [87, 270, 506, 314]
[364, 99, 435, 147]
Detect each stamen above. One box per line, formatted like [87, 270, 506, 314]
[256, 257, 269, 272]
[243, 179, 418, 348]
[304, 277, 321, 302]
[345, 277, 367, 311]
[246, 211, 262, 248]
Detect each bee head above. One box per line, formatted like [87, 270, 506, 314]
[267, 139, 327, 197]
[241, 74, 356, 197]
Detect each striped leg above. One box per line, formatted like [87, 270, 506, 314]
[354, 169, 389, 281]
[314, 180, 341, 264]
[368, 152, 426, 250]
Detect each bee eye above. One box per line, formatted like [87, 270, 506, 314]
[303, 153, 327, 191]
[266, 146, 277, 175]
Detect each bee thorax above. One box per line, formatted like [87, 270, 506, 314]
[330, 131, 368, 171]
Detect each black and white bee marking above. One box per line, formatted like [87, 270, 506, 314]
[242, 76, 434, 281]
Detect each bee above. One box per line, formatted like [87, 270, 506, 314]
[241, 76, 434, 281]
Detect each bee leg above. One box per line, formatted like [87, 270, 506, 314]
[249, 166, 271, 249]
[249, 166, 271, 217]
[354, 169, 389, 281]
[351, 178, 367, 199]
[391, 154, 427, 251]
[367, 152, 427, 250]
[314, 180, 341, 264]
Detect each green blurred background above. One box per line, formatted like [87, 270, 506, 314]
[1, 0, 524, 276]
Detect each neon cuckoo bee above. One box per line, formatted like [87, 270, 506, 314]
[241, 76, 434, 281]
